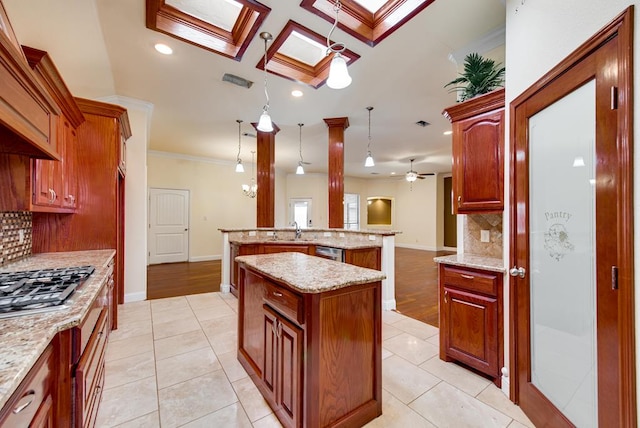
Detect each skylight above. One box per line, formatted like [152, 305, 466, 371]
[352, 0, 389, 13]
[166, 0, 242, 32]
[279, 31, 326, 66]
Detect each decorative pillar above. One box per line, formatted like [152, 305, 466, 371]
[323, 117, 349, 229]
[252, 123, 280, 227]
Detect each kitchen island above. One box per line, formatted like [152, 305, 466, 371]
[0, 249, 115, 427]
[236, 252, 385, 428]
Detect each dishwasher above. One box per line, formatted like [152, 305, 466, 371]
[315, 246, 345, 262]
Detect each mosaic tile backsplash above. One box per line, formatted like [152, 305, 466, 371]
[463, 213, 503, 259]
[0, 212, 32, 266]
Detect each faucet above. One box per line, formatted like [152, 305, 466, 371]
[292, 221, 302, 240]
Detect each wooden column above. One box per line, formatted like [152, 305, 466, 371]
[252, 123, 280, 227]
[323, 117, 349, 229]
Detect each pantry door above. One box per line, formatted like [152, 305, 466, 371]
[510, 8, 634, 428]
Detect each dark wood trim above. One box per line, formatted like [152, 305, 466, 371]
[442, 88, 505, 123]
[324, 117, 349, 229]
[257, 20, 360, 89]
[74, 98, 131, 140]
[252, 124, 280, 228]
[22, 46, 85, 128]
[509, 6, 634, 426]
[146, 0, 270, 61]
[300, 0, 436, 47]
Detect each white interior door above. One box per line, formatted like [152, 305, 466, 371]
[289, 198, 312, 228]
[148, 188, 189, 264]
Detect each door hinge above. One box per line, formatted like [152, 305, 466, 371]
[612, 266, 619, 290]
[611, 86, 618, 110]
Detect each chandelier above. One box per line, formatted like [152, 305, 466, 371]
[242, 151, 257, 198]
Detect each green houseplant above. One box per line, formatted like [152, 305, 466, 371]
[445, 53, 505, 102]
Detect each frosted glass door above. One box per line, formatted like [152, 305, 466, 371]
[528, 79, 596, 428]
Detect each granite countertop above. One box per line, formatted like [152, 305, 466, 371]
[229, 237, 381, 250]
[433, 254, 505, 273]
[0, 249, 115, 410]
[220, 227, 400, 236]
[236, 252, 386, 293]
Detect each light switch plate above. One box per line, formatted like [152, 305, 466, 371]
[368, 235, 376, 241]
[323, 232, 332, 237]
[266, 231, 274, 236]
[248, 231, 257, 237]
[339, 232, 345, 238]
[480, 230, 490, 242]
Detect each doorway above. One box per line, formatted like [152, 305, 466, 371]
[289, 198, 312, 228]
[443, 176, 456, 248]
[510, 8, 634, 427]
[148, 188, 190, 264]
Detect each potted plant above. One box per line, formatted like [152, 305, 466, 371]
[445, 52, 505, 102]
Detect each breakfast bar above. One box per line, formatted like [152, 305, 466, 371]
[236, 252, 385, 428]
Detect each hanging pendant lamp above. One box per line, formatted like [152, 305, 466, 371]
[235, 119, 245, 172]
[242, 150, 258, 198]
[257, 32, 274, 132]
[326, 0, 352, 89]
[296, 123, 305, 175]
[364, 106, 375, 167]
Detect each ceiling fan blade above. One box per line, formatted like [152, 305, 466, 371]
[418, 172, 435, 176]
[417, 176, 426, 179]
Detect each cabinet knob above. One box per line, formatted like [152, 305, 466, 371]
[13, 390, 36, 414]
[460, 274, 474, 280]
[457, 195, 461, 207]
[509, 266, 526, 278]
[444, 290, 448, 303]
[273, 291, 283, 298]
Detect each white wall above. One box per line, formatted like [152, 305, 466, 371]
[504, 0, 639, 402]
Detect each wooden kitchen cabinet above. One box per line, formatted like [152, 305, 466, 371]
[439, 264, 503, 385]
[443, 88, 504, 214]
[345, 247, 381, 270]
[0, 343, 55, 427]
[261, 244, 311, 254]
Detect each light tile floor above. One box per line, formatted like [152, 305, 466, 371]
[96, 292, 535, 428]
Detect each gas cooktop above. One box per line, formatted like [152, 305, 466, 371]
[0, 266, 95, 319]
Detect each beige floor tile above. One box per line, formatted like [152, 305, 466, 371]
[382, 310, 408, 324]
[224, 297, 239, 312]
[150, 296, 190, 312]
[95, 376, 158, 427]
[382, 347, 393, 360]
[109, 319, 153, 342]
[200, 314, 237, 337]
[393, 317, 439, 340]
[105, 333, 153, 362]
[113, 411, 160, 427]
[426, 333, 439, 347]
[419, 356, 491, 396]
[186, 292, 225, 309]
[382, 323, 404, 341]
[382, 355, 441, 404]
[158, 371, 238, 428]
[118, 305, 152, 323]
[232, 377, 273, 422]
[151, 307, 196, 325]
[156, 347, 222, 389]
[365, 389, 436, 428]
[207, 330, 238, 355]
[118, 300, 150, 312]
[154, 329, 210, 361]
[180, 402, 253, 427]
[192, 302, 235, 322]
[104, 351, 156, 390]
[218, 350, 249, 382]
[477, 384, 535, 427]
[153, 316, 201, 340]
[508, 421, 530, 428]
[251, 413, 283, 428]
[409, 382, 513, 428]
[383, 332, 439, 365]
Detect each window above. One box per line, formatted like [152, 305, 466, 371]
[344, 193, 359, 230]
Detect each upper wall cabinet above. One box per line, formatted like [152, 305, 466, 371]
[0, 1, 60, 159]
[443, 89, 505, 214]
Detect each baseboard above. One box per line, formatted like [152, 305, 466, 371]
[395, 243, 438, 251]
[124, 291, 146, 303]
[440, 246, 457, 251]
[382, 299, 396, 311]
[189, 254, 222, 262]
[220, 283, 231, 293]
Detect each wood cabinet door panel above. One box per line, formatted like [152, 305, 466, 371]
[261, 244, 310, 254]
[277, 314, 302, 428]
[239, 269, 266, 375]
[263, 308, 277, 399]
[345, 247, 381, 270]
[442, 286, 498, 376]
[442, 265, 498, 296]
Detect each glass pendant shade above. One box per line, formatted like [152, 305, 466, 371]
[296, 163, 305, 175]
[406, 172, 418, 182]
[365, 152, 375, 167]
[257, 110, 273, 132]
[327, 53, 352, 89]
[235, 160, 244, 172]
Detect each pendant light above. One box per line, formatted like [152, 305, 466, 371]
[257, 32, 274, 132]
[326, 0, 352, 89]
[296, 123, 305, 175]
[242, 150, 258, 198]
[364, 106, 375, 167]
[235, 119, 244, 172]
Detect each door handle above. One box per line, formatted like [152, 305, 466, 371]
[184, 228, 188, 231]
[509, 266, 526, 278]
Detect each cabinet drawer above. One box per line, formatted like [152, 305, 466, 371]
[0, 343, 54, 426]
[442, 266, 498, 296]
[264, 281, 303, 325]
[73, 281, 108, 361]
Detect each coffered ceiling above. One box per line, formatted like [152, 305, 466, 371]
[3, 0, 506, 179]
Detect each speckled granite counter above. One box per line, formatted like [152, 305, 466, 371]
[229, 237, 381, 250]
[0, 249, 115, 410]
[433, 253, 505, 273]
[236, 252, 386, 293]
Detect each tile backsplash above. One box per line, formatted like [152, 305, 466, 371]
[0, 211, 32, 266]
[463, 213, 503, 259]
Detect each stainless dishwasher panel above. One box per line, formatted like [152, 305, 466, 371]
[315, 246, 345, 262]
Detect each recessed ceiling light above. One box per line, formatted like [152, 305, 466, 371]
[154, 43, 173, 55]
[291, 90, 303, 97]
[443, 130, 453, 135]
[390, 172, 396, 175]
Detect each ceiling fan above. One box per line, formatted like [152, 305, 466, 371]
[405, 158, 434, 182]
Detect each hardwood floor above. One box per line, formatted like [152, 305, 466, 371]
[146, 248, 452, 327]
[147, 260, 221, 300]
